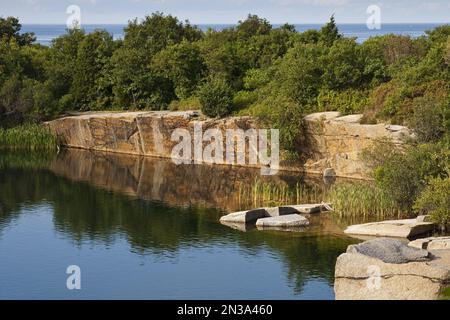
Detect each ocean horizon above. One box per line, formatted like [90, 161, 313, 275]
[22, 23, 448, 46]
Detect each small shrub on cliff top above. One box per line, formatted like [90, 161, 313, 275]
[198, 77, 234, 118]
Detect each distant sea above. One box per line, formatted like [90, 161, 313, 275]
[22, 23, 447, 46]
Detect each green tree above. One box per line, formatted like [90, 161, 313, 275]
[71, 30, 115, 110]
[319, 15, 342, 46]
[152, 41, 206, 100]
[0, 17, 35, 46]
[198, 77, 234, 118]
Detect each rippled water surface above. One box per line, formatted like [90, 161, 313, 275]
[0, 150, 359, 299]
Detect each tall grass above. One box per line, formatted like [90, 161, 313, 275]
[326, 183, 403, 219]
[238, 179, 404, 219]
[0, 124, 57, 151]
[237, 179, 322, 209]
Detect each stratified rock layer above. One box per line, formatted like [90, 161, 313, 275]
[47, 111, 414, 179]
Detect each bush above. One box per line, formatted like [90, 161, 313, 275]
[374, 143, 448, 210]
[414, 177, 450, 226]
[409, 95, 446, 143]
[198, 78, 234, 118]
[168, 96, 201, 111]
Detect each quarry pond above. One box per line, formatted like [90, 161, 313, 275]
[0, 149, 363, 299]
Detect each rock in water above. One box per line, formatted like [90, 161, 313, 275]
[344, 216, 435, 238]
[346, 238, 431, 264]
[255, 214, 309, 228]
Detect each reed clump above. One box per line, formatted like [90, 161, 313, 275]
[326, 183, 403, 218]
[237, 179, 322, 209]
[0, 124, 57, 151]
[238, 179, 403, 219]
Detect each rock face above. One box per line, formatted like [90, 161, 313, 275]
[46, 110, 413, 179]
[301, 111, 413, 179]
[344, 216, 435, 238]
[255, 214, 310, 228]
[335, 239, 450, 300]
[409, 237, 450, 250]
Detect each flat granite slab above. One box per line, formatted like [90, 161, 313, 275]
[344, 216, 435, 238]
[219, 208, 267, 224]
[255, 214, 310, 228]
[409, 237, 450, 250]
[220, 203, 331, 225]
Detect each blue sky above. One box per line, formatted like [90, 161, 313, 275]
[1, 0, 449, 24]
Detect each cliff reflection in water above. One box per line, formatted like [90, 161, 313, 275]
[49, 149, 330, 212]
[0, 150, 357, 297]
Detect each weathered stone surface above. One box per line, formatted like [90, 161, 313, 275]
[255, 214, 309, 228]
[344, 216, 435, 238]
[346, 238, 431, 264]
[47, 110, 413, 179]
[219, 209, 267, 224]
[301, 112, 414, 179]
[409, 237, 450, 250]
[335, 241, 450, 300]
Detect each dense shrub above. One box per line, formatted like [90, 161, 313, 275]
[198, 78, 234, 118]
[409, 95, 447, 143]
[414, 177, 450, 226]
[374, 143, 449, 210]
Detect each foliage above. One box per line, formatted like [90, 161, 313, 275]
[326, 183, 402, 218]
[198, 77, 234, 118]
[169, 96, 201, 111]
[0, 17, 35, 45]
[373, 143, 449, 210]
[408, 95, 447, 143]
[0, 124, 57, 151]
[414, 177, 450, 226]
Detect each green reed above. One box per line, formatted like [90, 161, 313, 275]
[238, 178, 322, 209]
[326, 183, 403, 218]
[0, 124, 57, 151]
[238, 179, 403, 219]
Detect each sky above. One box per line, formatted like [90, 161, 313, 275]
[1, 0, 449, 24]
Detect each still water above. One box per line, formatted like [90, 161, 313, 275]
[0, 149, 358, 299]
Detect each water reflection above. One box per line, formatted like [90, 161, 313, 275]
[0, 150, 358, 299]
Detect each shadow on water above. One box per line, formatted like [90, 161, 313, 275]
[0, 149, 360, 298]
